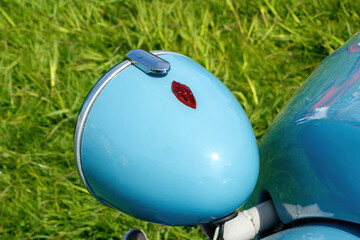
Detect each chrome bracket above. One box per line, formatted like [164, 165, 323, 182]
[125, 49, 170, 75]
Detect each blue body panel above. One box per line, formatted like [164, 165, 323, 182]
[80, 54, 259, 225]
[263, 223, 360, 240]
[250, 31, 360, 224]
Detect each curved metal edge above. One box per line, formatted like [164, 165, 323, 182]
[73, 60, 131, 206]
[73, 50, 189, 205]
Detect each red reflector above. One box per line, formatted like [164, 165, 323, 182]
[171, 81, 197, 109]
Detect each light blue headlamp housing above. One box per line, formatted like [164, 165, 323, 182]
[74, 50, 259, 226]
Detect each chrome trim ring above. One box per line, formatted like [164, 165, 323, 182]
[74, 60, 131, 203]
[74, 50, 188, 203]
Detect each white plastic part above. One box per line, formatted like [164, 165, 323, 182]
[222, 200, 279, 240]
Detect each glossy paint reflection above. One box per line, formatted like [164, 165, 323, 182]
[250, 31, 360, 224]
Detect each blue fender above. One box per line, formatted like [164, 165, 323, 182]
[248, 31, 360, 225]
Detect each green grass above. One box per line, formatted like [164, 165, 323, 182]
[1, 0, 360, 239]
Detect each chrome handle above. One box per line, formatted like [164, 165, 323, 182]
[125, 49, 170, 75]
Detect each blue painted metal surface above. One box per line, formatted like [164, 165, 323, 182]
[250, 31, 360, 224]
[262, 223, 360, 240]
[77, 52, 259, 226]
